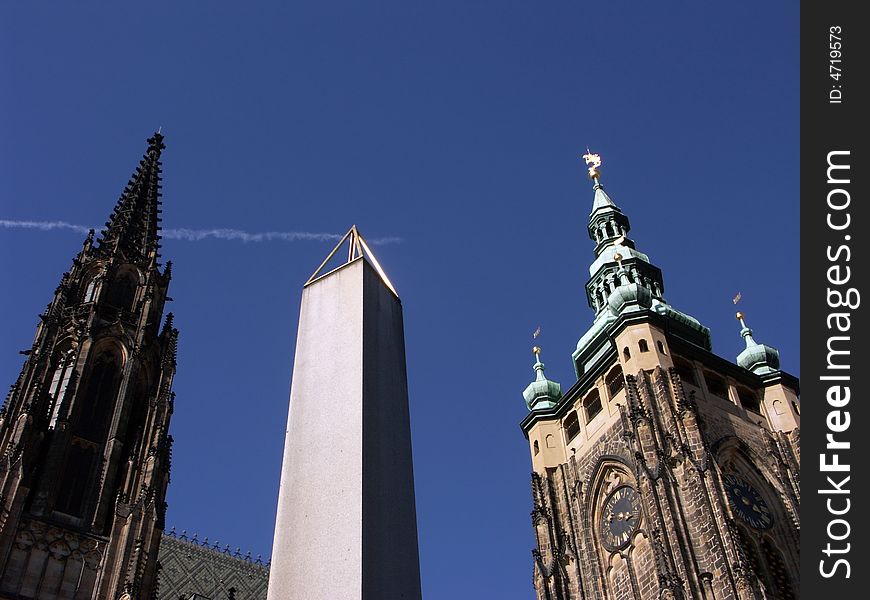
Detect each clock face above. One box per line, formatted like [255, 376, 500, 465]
[723, 474, 773, 530]
[600, 485, 642, 551]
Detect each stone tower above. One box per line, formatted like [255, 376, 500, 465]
[268, 227, 422, 600]
[0, 133, 178, 599]
[521, 155, 800, 600]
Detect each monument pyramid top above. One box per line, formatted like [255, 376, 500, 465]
[304, 225, 399, 297]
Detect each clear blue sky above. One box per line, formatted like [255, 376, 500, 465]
[1, 2, 798, 598]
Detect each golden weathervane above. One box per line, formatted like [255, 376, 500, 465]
[582, 149, 602, 180]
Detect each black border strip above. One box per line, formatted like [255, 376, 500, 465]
[801, 3, 868, 596]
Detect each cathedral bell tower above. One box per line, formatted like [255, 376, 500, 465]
[0, 133, 178, 600]
[521, 153, 800, 600]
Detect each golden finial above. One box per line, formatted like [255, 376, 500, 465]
[532, 346, 541, 359]
[735, 311, 744, 320]
[613, 252, 623, 265]
[582, 148, 602, 180]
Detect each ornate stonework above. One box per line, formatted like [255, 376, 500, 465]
[521, 163, 800, 600]
[0, 133, 177, 599]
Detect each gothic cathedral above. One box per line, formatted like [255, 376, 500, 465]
[0, 133, 176, 599]
[521, 157, 800, 600]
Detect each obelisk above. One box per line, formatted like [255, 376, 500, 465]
[267, 227, 422, 600]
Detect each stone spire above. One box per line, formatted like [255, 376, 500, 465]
[523, 346, 562, 410]
[735, 311, 780, 375]
[0, 132, 176, 599]
[97, 131, 165, 264]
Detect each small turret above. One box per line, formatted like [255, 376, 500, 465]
[523, 347, 562, 410]
[735, 311, 780, 375]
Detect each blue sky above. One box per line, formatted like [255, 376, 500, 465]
[1, 2, 798, 598]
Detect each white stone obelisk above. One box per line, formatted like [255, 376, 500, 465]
[267, 228, 422, 600]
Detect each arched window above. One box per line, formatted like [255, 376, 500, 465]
[546, 434, 556, 448]
[606, 366, 625, 398]
[704, 372, 729, 399]
[673, 357, 697, 386]
[638, 339, 649, 353]
[657, 340, 666, 354]
[74, 351, 121, 442]
[107, 272, 137, 311]
[533, 440, 540, 455]
[82, 276, 99, 303]
[583, 390, 603, 422]
[738, 387, 761, 413]
[563, 411, 581, 441]
[124, 373, 150, 455]
[623, 346, 631, 361]
[48, 349, 76, 427]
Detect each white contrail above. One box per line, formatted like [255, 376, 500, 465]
[0, 219, 93, 235]
[0, 219, 401, 245]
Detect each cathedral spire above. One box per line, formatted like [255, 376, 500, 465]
[572, 152, 711, 368]
[98, 131, 165, 264]
[735, 311, 780, 375]
[581, 151, 663, 316]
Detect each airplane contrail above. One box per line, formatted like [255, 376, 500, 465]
[0, 219, 401, 245]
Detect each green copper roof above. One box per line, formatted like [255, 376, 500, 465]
[573, 162, 711, 373]
[588, 242, 651, 277]
[523, 353, 562, 411]
[735, 313, 780, 375]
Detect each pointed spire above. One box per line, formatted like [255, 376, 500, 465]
[591, 182, 618, 215]
[735, 311, 780, 375]
[98, 132, 165, 264]
[523, 346, 561, 410]
[305, 225, 399, 297]
[579, 151, 664, 318]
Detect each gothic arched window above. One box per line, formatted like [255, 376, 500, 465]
[107, 272, 137, 311]
[657, 340, 666, 354]
[74, 351, 122, 442]
[48, 348, 76, 427]
[638, 339, 649, 353]
[82, 276, 99, 303]
[623, 346, 631, 361]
